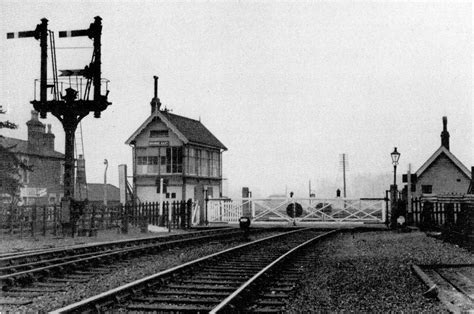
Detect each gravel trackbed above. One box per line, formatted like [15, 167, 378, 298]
[285, 230, 473, 312]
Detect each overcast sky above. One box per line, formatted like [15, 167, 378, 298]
[1, 1, 472, 198]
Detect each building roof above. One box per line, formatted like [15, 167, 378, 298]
[125, 110, 227, 150]
[86, 183, 120, 202]
[0, 137, 64, 159]
[415, 146, 471, 179]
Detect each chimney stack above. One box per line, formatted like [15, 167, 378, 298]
[43, 124, 55, 151]
[441, 116, 450, 150]
[31, 110, 39, 121]
[26, 110, 45, 148]
[150, 75, 161, 114]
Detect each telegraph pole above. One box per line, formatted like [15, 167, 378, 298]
[340, 153, 347, 198]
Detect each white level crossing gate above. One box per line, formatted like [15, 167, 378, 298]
[206, 198, 388, 224]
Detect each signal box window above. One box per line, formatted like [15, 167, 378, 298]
[421, 185, 432, 194]
[150, 130, 169, 138]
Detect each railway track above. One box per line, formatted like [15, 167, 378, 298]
[51, 228, 337, 313]
[412, 264, 474, 312]
[0, 227, 264, 291]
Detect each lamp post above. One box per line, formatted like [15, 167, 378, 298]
[391, 147, 400, 186]
[390, 147, 401, 228]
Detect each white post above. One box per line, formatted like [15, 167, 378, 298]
[168, 180, 172, 232]
[103, 159, 108, 206]
[251, 200, 255, 219]
[159, 178, 163, 215]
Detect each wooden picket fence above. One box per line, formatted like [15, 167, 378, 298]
[405, 197, 473, 236]
[124, 200, 194, 230]
[0, 200, 194, 238]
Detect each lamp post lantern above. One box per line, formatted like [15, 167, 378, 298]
[391, 147, 400, 186]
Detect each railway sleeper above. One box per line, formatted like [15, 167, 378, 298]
[35, 281, 67, 287]
[145, 290, 229, 297]
[8, 286, 64, 293]
[126, 303, 213, 312]
[192, 275, 250, 280]
[253, 299, 286, 307]
[180, 279, 244, 285]
[204, 266, 263, 272]
[165, 284, 238, 291]
[130, 296, 222, 304]
[47, 277, 90, 283]
[260, 292, 289, 298]
[245, 305, 283, 313]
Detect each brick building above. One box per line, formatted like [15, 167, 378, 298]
[412, 117, 471, 197]
[85, 183, 120, 207]
[125, 81, 227, 204]
[0, 111, 64, 205]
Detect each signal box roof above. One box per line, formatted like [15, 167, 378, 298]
[125, 110, 227, 150]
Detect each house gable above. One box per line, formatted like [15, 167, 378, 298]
[416, 146, 471, 179]
[415, 147, 471, 196]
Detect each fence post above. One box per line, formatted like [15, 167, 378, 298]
[99, 207, 104, 229]
[168, 201, 173, 232]
[89, 204, 97, 237]
[444, 203, 454, 228]
[19, 206, 23, 238]
[140, 203, 147, 233]
[186, 199, 193, 228]
[153, 202, 160, 226]
[164, 201, 169, 232]
[421, 201, 433, 230]
[145, 203, 153, 225]
[121, 204, 129, 234]
[52, 204, 57, 236]
[42, 206, 47, 236]
[9, 203, 14, 235]
[180, 201, 185, 229]
[31, 204, 37, 237]
[108, 206, 113, 229]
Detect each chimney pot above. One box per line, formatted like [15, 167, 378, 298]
[150, 75, 161, 113]
[441, 116, 450, 150]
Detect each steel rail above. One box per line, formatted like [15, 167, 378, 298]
[0, 227, 235, 267]
[0, 229, 241, 274]
[210, 229, 337, 313]
[50, 228, 314, 313]
[0, 229, 248, 290]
